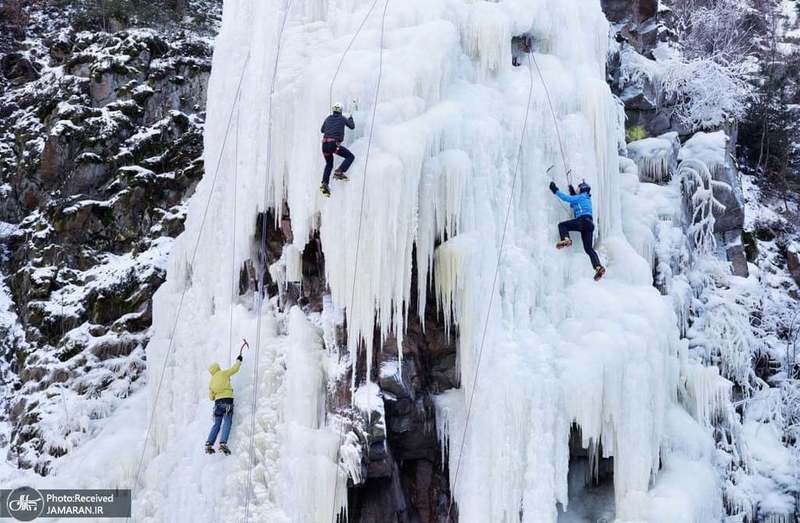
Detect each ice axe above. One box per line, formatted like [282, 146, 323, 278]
[239, 339, 250, 358]
[546, 165, 571, 181]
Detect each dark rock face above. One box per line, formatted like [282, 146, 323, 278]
[603, 0, 663, 58]
[713, 176, 746, 236]
[711, 132, 748, 277]
[345, 269, 457, 523]
[601, 0, 658, 23]
[258, 208, 456, 522]
[1, 52, 41, 84]
[785, 249, 800, 287]
[602, 0, 690, 137]
[0, 3, 220, 474]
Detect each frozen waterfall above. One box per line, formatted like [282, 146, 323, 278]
[70, 0, 725, 521]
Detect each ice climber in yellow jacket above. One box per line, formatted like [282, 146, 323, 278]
[205, 353, 243, 455]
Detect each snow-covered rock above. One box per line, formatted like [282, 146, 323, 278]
[679, 131, 748, 275]
[0, 1, 220, 474]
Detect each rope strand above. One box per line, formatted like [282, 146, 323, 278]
[243, 0, 294, 519]
[330, 1, 390, 520]
[329, 0, 382, 109]
[532, 53, 571, 185]
[228, 92, 241, 366]
[127, 49, 252, 521]
[446, 52, 536, 519]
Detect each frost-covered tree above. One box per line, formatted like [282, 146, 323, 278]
[671, 0, 758, 62]
[738, 4, 800, 194]
[659, 0, 758, 129]
[659, 58, 752, 129]
[677, 158, 730, 253]
[0, 0, 31, 39]
[68, 0, 190, 31]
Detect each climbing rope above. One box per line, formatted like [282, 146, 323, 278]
[329, 0, 382, 110]
[127, 49, 252, 518]
[243, 0, 294, 520]
[329, 0, 390, 520]
[228, 92, 241, 366]
[532, 54, 572, 185]
[446, 52, 537, 519]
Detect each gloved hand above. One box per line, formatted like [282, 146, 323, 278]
[237, 354, 243, 362]
[568, 184, 576, 196]
[549, 181, 558, 194]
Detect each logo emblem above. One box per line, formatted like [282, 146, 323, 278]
[6, 487, 44, 521]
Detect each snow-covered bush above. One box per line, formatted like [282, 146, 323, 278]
[617, 0, 756, 130]
[687, 258, 764, 392]
[670, 0, 756, 63]
[667, 0, 756, 128]
[618, 41, 752, 131]
[659, 57, 752, 129]
[70, 0, 187, 31]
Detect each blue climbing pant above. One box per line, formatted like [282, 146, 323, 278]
[206, 398, 234, 445]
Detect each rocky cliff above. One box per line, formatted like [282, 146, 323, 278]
[0, 0, 220, 474]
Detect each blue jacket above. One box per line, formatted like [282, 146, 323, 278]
[556, 191, 593, 218]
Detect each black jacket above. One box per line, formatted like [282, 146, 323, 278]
[321, 113, 355, 141]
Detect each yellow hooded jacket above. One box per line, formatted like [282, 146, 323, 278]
[208, 360, 241, 401]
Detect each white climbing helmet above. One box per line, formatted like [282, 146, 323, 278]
[332, 102, 343, 114]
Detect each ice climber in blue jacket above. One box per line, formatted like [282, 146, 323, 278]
[549, 180, 606, 281]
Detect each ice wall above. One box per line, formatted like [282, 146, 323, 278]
[129, 1, 348, 520]
[130, 0, 721, 521]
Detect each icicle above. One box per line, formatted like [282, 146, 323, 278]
[626, 133, 680, 184]
[124, 0, 734, 521]
[682, 361, 733, 427]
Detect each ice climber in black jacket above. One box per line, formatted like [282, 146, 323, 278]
[319, 102, 355, 197]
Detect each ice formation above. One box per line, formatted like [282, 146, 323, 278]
[626, 132, 680, 183]
[0, 0, 744, 521]
[140, 0, 732, 521]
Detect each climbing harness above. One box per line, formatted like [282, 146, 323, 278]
[322, 137, 342, 156]
[328, 1, 391, 521]
[446, 52, 537, 519]
[243, 0, 294, 521]
[127, 48, 253, 522]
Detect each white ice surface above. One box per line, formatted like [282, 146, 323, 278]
[2, 0, 734, 521]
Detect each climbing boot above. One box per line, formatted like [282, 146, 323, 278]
[333, 170, 349, 181]
[556, 238, 573, 249]
[320, 183, 331, 197]
[205, 442, 215, 455]
[219, 443, 231, 456]
[594, 266, 606, 281]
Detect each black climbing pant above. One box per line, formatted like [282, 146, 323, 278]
[322, 141, 355, 185]
[558, 215, 602, 269]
